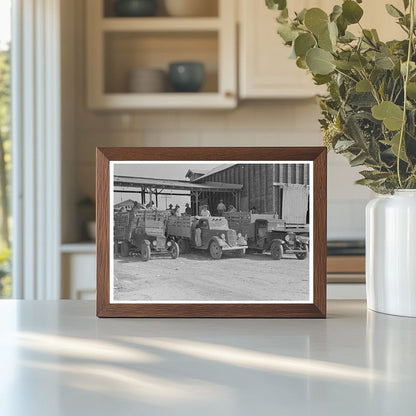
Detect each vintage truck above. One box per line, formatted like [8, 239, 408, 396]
[167, 216, 247, 259]
[114, 208, 179, 261]
[224, 212, 309, 260]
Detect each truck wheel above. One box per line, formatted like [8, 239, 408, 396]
[170, 242, 179, 259]
[120, 241, 130, 257]
[270, 241, 283, 260]
[141, 243, 151, 262]
[178, 238, 190, 254]
[209, 241, 223, 259]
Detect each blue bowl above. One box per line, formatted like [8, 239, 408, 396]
[168, 62, 205, 93]
[114, 0, 157, 17]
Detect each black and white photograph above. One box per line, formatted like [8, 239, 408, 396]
[109, 161, 313, 304]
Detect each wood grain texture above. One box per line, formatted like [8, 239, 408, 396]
[96, 147, 327, 318]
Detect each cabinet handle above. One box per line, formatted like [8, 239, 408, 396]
[224, 91, 234, 99]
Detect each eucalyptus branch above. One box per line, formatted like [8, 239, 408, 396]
[334, 68, 358, 84]
[397, 0, 415, 188]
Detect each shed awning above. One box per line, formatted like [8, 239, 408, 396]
[114, 175, 243, 193]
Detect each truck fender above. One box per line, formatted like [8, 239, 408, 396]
[271, 238, 284, 246]
[143, 240, 151, 246]
[210, 236, 228, 248]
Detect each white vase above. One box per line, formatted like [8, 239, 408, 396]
[366, 190, 416, 317]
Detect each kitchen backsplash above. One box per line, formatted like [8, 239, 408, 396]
[72, 100, 373, 240]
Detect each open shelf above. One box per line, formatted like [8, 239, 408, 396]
[104, 31, 218, 94]
[101, 17, 221, 32]
[87, 0, 236, 109]
[103, 0, 219, 18]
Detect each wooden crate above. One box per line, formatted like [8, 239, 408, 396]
[166, 216, 193, 238]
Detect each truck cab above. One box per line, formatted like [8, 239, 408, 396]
[192, 217, 247, 259]
[253, 218, 308, 260]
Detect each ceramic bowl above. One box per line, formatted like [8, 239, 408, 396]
[168, 62, 205, 92]
[114, 0, 158, 17]
[128, 68, 167, 93]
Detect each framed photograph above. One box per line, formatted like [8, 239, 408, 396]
[96, 147, 327, 318]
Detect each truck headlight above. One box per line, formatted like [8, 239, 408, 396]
[152, 240, 157, 247]
[167, 241, 172, 247]
[221, 233, 226, 240]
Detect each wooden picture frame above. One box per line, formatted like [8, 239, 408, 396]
[96, 147, 327, 318]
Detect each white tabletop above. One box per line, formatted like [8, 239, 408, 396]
[0, 300, 415, 416]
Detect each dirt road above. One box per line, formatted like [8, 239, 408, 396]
[113, 250, 310, 302]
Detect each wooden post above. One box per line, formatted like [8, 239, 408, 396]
[195, 191, 200, 215]
[272, 164, 276, 214]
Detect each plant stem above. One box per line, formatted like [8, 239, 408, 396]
[397, 0, 415, 188]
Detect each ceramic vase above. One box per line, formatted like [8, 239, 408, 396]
[366, 190, 416, 317]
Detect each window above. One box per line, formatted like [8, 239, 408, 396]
[0, 0, 11, 298]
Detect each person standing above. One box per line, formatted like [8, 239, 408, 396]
[200, 205, 211, 217]
[217, 200, 226, 216]
[185, 203, 192, 215]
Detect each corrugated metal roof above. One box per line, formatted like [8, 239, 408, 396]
[191, 164, 236, 182]
[114, 175, 242, 192]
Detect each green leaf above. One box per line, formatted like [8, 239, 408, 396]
[360, 170, 391, 181]
[342, 0, 364, 24]
[277, 23, 298, 43]
[334, 139, 355, 152]
[294, 33, 316, 58]
[266, 0, 287, 11]
[318, 27, 334, 52]
[403, 0, 410, 10]
[304, 8, 329, 35]
[296, 57, 308, 69]
[313, 74, 332, 85]
[375, 55, 395, 70]
[333, 60, 353, 70]
[296, 8, 307, 23]
[407, 82, 416, 99]
[330, 5, 342, 22]
[356, 79, 372, 92]
[339, 31, 356, 43]
[350, 54, 368, 70]
[371, 29, 380, 42]
[336, 15, 348, 36]
[385, 4, 404, 18]
[350, 152, 368, 167]
[306, 48, 335, 75]
[382, 132, 409, 162]
[372, 101, 404, 131]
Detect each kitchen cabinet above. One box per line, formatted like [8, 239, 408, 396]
[61, 244, 96, 300]
[238, 0, 404, 99]
[239, 0, 325, 99]
[86, 0, 237, 109]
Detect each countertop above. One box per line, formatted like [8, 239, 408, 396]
[0, 300, 415, 415]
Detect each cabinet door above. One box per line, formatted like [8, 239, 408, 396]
[239, 0, 326, 99]
[239, 0, 404, 99]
